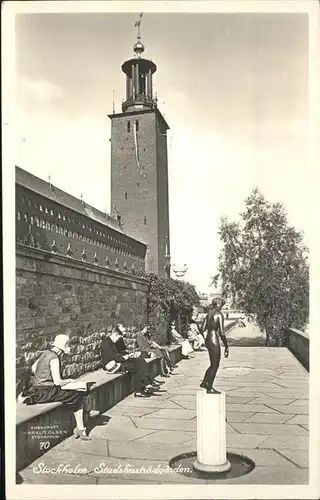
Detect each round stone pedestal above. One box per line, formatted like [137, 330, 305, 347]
[193, 390, 231, 473]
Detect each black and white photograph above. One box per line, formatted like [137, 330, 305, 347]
[3, 0, 320, 499]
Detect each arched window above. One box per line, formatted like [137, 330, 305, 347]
[125, 191, 128, 200]
[144, 216, 147, 225]
[127, 121, 130, 133]
[17, 212, 21, 221]
[50, 209, 54, 216]
[24, 213, 28, 223]
[136, 120, 139, 131]
[39, 205, 43, 212]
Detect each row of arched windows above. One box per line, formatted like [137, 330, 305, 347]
[18, 194, 145, 257]
[17, 211, 145, 261]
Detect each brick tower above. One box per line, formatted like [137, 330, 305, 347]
[109, 20, 171, 276]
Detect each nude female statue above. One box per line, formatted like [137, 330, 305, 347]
[200, 299, 229, 394]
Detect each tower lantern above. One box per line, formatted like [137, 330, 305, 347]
[121, 13, 157, 112]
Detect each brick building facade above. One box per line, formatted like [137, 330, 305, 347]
[110, 33, 171, 276]
[16, 166, 146, 274]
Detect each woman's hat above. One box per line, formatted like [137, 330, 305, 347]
[52, 334, 70, 353]
[105, 360, 121, 374]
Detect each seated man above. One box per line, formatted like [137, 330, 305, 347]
[113, 324, 128, 353]
[136, 326, 177, 377]
[170, 321, 194, 358]
[100, 328, 163, 398]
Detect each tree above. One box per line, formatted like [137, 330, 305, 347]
[218, 188, 309, 346]
[136, 272, 200, 343]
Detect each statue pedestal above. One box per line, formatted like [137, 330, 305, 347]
[193, 390, 231, 473]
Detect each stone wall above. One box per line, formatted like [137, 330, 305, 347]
[287, 327, 309, 371]
[16, 244, 149, 385]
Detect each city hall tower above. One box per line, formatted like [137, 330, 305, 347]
[109, 17, 171, 276]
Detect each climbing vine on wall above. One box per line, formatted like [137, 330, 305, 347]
[136, 271, 200, 342]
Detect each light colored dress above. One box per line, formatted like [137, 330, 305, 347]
[187, 323, 205, 350]
[171, 327, 193, 356]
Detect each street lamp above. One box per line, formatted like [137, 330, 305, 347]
[172, 263, 188, 279]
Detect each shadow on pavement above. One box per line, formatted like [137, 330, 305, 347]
[227, 336, 265, 347]
[86, 414, 111, 434]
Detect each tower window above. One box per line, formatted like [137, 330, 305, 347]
[137, 182, 140, 187]
[127, 122, 130, 133]
[125, 191, 128, 199]
[144, 216, 147, 225]
[136, 120, 139, 131]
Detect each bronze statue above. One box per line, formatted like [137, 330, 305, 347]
[200, 299, 229, 394]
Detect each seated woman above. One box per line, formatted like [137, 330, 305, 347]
[170, 321, 194, 358]
[136, 326, 177, 376]
[18, 330, 99, 441]
[101, 328, 163, 398]
[187, 315, 205, 351]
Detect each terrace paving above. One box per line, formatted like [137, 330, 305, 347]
[19, 323, 309, 485]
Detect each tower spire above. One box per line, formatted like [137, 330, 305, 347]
[133, 13, 145, 58]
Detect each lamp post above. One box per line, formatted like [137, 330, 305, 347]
[172, 263, 188, 280]
[164, 243, 171, 278]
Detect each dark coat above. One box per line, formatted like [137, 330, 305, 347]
[101, 337, 126, 366]
[100, 336, 151, 391]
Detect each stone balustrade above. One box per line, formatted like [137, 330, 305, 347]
[287, 327, 309, 371]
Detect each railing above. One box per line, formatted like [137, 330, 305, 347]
[287, 327, 309, 371]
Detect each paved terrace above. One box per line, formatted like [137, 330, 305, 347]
[19, 324, 309, 485]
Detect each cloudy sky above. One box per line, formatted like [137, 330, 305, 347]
[14, 8, 309, 292]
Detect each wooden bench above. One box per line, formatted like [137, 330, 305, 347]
[16, 345, 182, 472]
